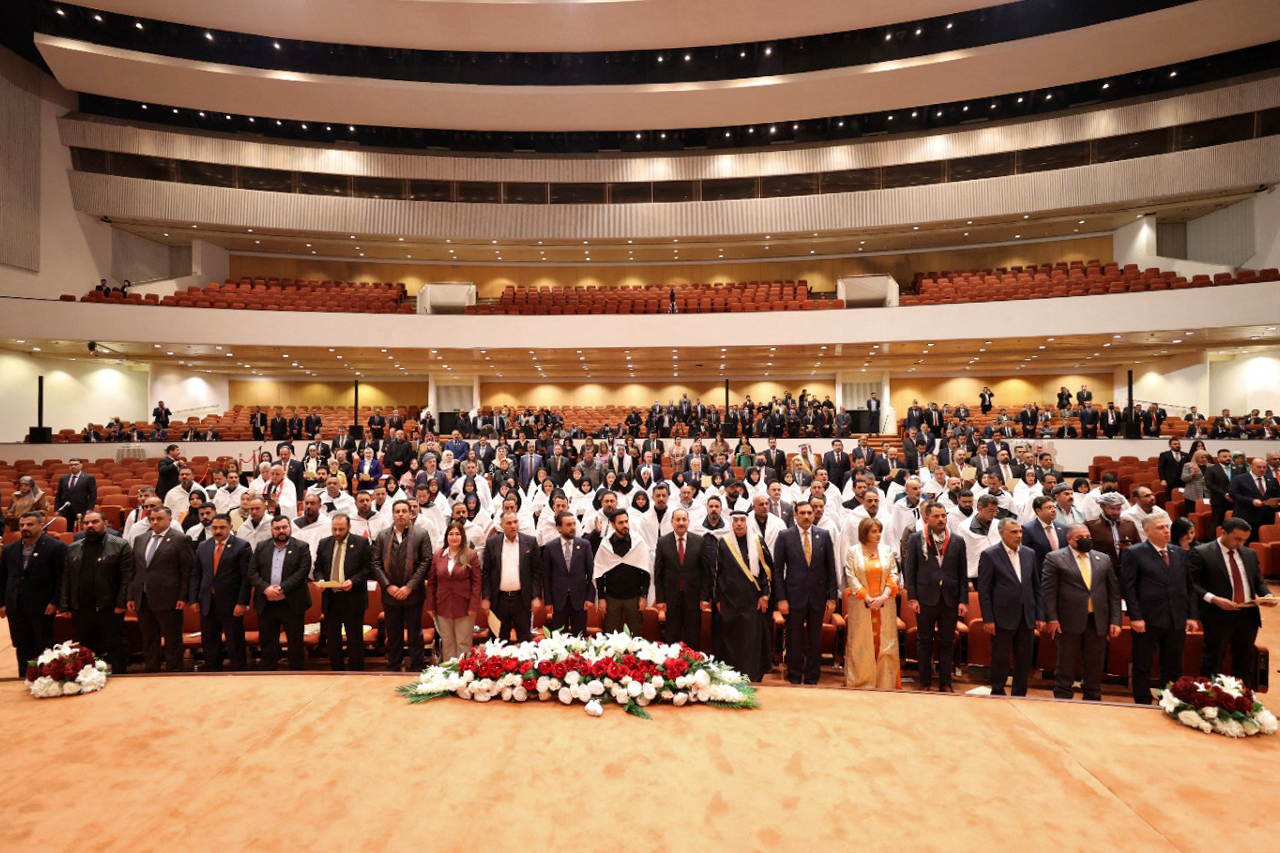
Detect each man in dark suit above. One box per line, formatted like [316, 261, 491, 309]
[1078, 402, 1100, 439]
[1021, 497, 1070, 568]
[1042, 525, 1122, 701]
[192, 514, 253, 672]
[372, 501, 432, 671]
[642, 433, 665, 464]
[314, 513, 373, 671]
[1157, 438, 1187, 502]
[654, 509, 709, 650]
[482, 510, 543, 643]
[772, 502, 838, 684]
[331, 428, 357, 458]
[248, 515, 313, 671]
[127, 507, 194, 672]
[59, 510, 132, 674]
[762, 439, 787, 476]
[156, 444, 182, 498]
[1228, 457, 1280, 542]
[903, 502, 969, 692]
[1203, 448, 1235, 530]
[250, 406, 268, 441]
[269, 410, 289, 442]
[822, 439, 852, 493]
[1086, 494, 1141, 563]
[1120, 515, 1199, 704]
[866, 393, 882, 428]
[1076, 385, 1093, 406]
[55, 458, 97, 527]
[517, 449, 545, 492]
[1098, 403, 1121, 439]
[976, 518, 1043, 697]
[303, 409, 323, 440]
[1, 512, 68, 672]
[1190, 518, 1276, 687]
[541, 510, 594, 636]
[152, 401, 172, 428]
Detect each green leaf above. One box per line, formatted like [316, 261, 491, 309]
[625, 701, 652, 720]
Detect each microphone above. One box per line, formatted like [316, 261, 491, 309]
[43, 504, 72, 530]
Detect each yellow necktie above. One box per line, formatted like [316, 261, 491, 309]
[333, 540, 346, 585]
[1077, 552, 1092, 612]
[802, 530, 812, 565]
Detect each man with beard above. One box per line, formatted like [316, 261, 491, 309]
[706, 510, 773, 681]
[192, 513, 253, 672]
[237, 496, 273, 550]
[591, 510, 651, 635]
[59, 510, 131, 674]
[249, 515, 312, 671]
[374, 501, 434, 670]
[654, 508, 710, 649]
[903, 501, 969, 692]
[954, 495, 1002, 587]
[749, 494, 787, 553]
[291, 492, 331, 561]
[692, 496, 728, 539]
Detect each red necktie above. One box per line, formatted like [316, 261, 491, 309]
[1160, 549, 1169, 566]
[213, 541, 223, 576]
[677, 536, 685, 565]
[1227, 550, 1246, 604]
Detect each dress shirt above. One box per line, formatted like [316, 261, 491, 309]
[500, 535, 521, 591]
[1207, 541, 1253, 604]
[270, 543, 287, 586]
[1005, 546, 1022, 583]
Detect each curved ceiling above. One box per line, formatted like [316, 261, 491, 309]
[36, 0, 1280, 132]
[74, 0, 1003, 53]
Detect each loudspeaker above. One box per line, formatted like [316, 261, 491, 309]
[28, 426, 52, 444]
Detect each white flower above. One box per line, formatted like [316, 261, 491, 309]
[675, 675, 688, 689]
[536, 676, 549, 693]
[585, 699, 604, 717]
[636, 695, 650, 706]
[28, 677, 63, 699]
[473, 691, 492, 703]
[76, 665, 107, 693]
[626, 680, 643, 698]
[500, 687, 514, 701]
[650, 675, 664, 688]
[557, 687, 573, 705]
[693, 669, 712, 689]
[548, 678, 561, 691]
[537, 689, 551, 701]
[1221, 718, 1247, 738]
[661, 690, 674, 700]
[415, 683, 435, 695]
[1158, 691, 1181, 714]
[61, 681, 82, 695]
[1256, 708, 1278, 734]
[564, 671, 581, 686]
[1176, 710, 1204, 730]
[513, 686, 528, 702]
[1241, 718, 1260, 736]
[673, 692, 688, 707]
[1215, 675, 1245, 698]
[587, 680, 605, 696]
[641, 683, 657, 701]
[1203, 706, 1219, 719]
[695, 688, 711, 703]
[94, 660, 109, 672]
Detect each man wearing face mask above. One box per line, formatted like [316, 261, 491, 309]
[1041, 524, 1122, 701]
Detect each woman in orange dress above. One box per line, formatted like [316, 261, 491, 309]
[843, 517, 901, 689]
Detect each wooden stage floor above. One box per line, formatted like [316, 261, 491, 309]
[1, 669, 1277, 853]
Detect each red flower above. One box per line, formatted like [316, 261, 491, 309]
[25, 666, 39, 682]
[522, 678, 537, 691]
[537, 660, 552, 675]
[552, 662, 567, 679]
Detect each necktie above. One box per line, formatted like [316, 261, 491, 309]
[213, 541, 223, 576]
[1227, 549, 1246, 604]
[677, 536, 685, 565]
[1258, 477, 1267, 497]
[333, 540, 346, 585]
[1046, 525, 1059, 550]
[146, 534, 161, 566]
[802, 530, 812, 565]
[70, 474, 78, 490]
[1077, 552, 1093, 612]
[562, 539, 572, 569]
[1159, 548, 1169, 566]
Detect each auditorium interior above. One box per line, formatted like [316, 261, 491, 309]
[2, 1, 1280, 850]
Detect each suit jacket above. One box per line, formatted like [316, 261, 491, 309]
[248, 537, 313, 614]
[1, 535, 67, 615]
[1228, 471, 1279, 529]
[1204, 463, 1232, 505]
[1020, 519, 1071, 568]
[129, 526, 195, 611]
[481, 532, 542, 608]
[1120, 542, 1197, 629]
[763, 449, 787, 474]
[313, 535, 373, 611]
[1041, 547, 1121, 635]
[1189, 541, 1270, 628]
[156, 457, 180, 498]
[772, 525, 838, 609]
[269, 416, 289, 441]
[653, 531, 709, 605]
[55, 473, 97, 519]
[976, 544, 1042, 630]
[766, 499, 794, 529]
[821, 450, 852, 490]
[540, 536, 596, 610]
[193, 535, 253, 614]
[1158, 450, 1187, 490]
[1085, 516, 1141, 564]
[371, 527, 432, 606]
[425, 548, 482, 618]
[61, 533, 132, 612]
[902, 530, 968, 609]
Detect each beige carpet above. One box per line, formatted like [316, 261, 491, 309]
[1, 671, 1277, 853]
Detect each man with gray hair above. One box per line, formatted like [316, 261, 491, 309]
[1042, 523, 1122, 701]
[977, 517, 1043, 696]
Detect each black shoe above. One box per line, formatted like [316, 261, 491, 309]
[938, 685, 956, 693]
[787, 677, 802, 685]
[802, 679, 819, 685]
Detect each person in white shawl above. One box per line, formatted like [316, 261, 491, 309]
[691, 495, 731, 541]
[746, 494, 787, 552]
[452, 461, 493, 510]
[839, 491, 893, 585]
[536, 492, 572, 546]
[627, 490, 659, 559]
[591, 509, 653, 632]
[570, 479, 597, 520]
[348, 491, 390, 541]
[290, 493, 331, 562]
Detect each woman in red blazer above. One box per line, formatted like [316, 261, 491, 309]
[425, 521, 482, 661]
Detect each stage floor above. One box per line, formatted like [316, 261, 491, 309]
[1, 672, 1277, 853]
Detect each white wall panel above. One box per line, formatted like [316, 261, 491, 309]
[57, 75, 1280, 183]
[0, 352, 149, 443]
[1187, 197, 1257, 266]
[0, 53, 42, 272]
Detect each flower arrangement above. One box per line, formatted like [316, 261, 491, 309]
[1155, 675, 1277, 738]
[397, 630, 758, 719]
[24, 641, 110, 699]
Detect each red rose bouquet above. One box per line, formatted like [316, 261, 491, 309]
[1155, 674, 1277, 737]
[24, 641, 111, 699]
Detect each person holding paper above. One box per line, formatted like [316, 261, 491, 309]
[1190, 517, 1275, 688]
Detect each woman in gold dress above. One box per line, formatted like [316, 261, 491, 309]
[844, 517, 901, 689]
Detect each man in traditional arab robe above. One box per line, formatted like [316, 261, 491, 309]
[706, 510, 773, 681]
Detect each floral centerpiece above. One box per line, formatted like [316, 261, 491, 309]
[24, 641, 111, 698]
[1155, 675, 1277, 737]
[398, 630, 758, 719]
